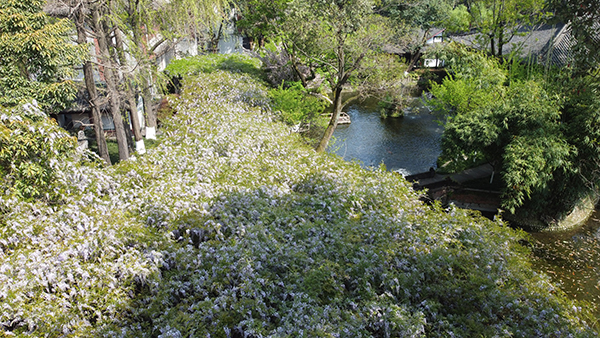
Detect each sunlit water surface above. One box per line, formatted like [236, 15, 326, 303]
[328, 98, 443, 176]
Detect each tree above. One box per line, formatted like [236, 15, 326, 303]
[428, 43, 506, 115]
[460, 0, 546, 56]
[0, 102, 78, 200]
[242, 0, 409, 152]
[89, 1, 131, 161]
[298, 8, 403, 152]
[430, 46, 577, 214]
[113, 0, 229, 139]
[0, 0, 85, 111]
[379, 0, 454, 69]
[71, 2, 112, 164]
[443, 4, 472, 33]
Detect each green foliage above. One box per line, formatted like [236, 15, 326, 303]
[541, 70, 600, 214]
[269, 82, 327, 126]
[443, 4, 471, 33]
[239, 0, 415, 151]
[453, 0, 547, 56]
[356, 52, 414, 100]
[0, 0, 85, 112]
[380, 0, 453, 31]
[431, 46, 581, 214]
[502, 132, 572, 213]
[235, 0, 292, 39]
[428, 44, 506, 115]
[0, 102, 78, 200]
[164, 54, 263, 79]
[0, 65, 596, 337]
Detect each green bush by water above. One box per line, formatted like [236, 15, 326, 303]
[269, 81, 328, 126]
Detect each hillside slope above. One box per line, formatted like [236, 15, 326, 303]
[1, 69, 596, 337]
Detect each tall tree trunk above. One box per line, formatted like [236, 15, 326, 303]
[107, 26, 135, 154]
[132, 23, 157, 140]
[74, 6, 111, 165]
[92, 4, 129, 161]
[497, 28, 504, 57]
[407, 29, 430, 71]
[122, 111, 135, 152]
[315, 86, 344, 153]
[407, 50, 423, 71]
[128, 3, 159, 140]
[114, 28, 146, 154]
[141, 76, 157, 139]
[209, 18, 225, 53]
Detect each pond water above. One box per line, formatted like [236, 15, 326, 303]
[327, 97, 443, 176]
[531, 213, 600, 319]
[328, 97, 600, 323]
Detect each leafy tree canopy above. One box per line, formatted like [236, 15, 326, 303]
[430, 45, 600, 218]
[0, 0, 85, 112]
[380, 0, 453, 30]
[445, 0, 548, 56]
[0, 102, 80, 201]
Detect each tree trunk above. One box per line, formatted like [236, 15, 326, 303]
[130, 19, 157, 140]
[497, 28, 504, 57]
[127, 90, 146, 153]
[283, 43, 308, 87]
[407, 29, 430, 71]
[490, 34, 496, 56]
[407, 50, 423, 71]
[92, 5, 129, 161]
[209, 18, 225, 53]
[291, 56, 308, 88]
[114, 28, 146, 154]
[122, 111, 135, 152]
[315, 86, 343, 153]
[142, 77, 157, 139]
[74, 6, 111, 165]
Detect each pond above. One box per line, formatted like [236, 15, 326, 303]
[531, 212, 600, 319]
[327, 97, 443, 176]
[328, 97, 600, 323]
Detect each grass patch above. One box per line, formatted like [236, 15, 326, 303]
[165, 53, 263, 79]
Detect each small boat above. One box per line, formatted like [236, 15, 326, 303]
[323, 112, 351, 125]
[338, 112, 351, 124]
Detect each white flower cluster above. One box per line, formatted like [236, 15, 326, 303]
[0, 68, 595, 337]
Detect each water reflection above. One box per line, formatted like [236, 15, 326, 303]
[531, 212, 600, 318]
[328, 97, 443, 175]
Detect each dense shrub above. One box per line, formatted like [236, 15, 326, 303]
[0, 68, 596, 337]
[0, 102, 78, 200]
[269, 81, 328, 126]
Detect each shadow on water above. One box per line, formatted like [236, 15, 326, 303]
[328, 97, 443, 175]
[530, 212, 600, 320]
